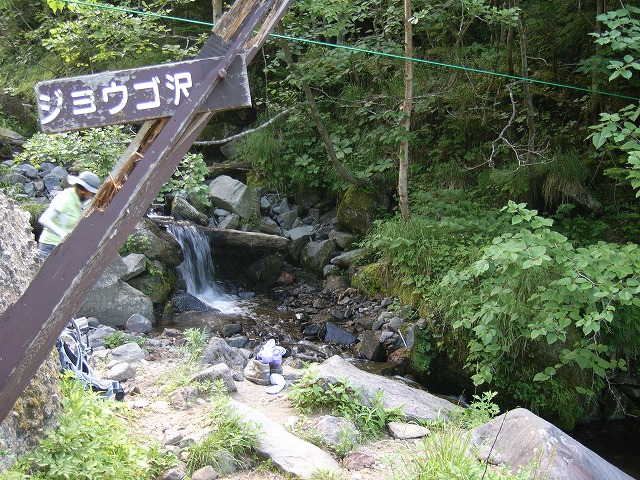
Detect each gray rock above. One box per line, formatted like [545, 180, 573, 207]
[272, 197, 291, 215]
[387, 316, 404, 332]
[190, 363, 237, 393]
[328, 230, 356, 249]
[126, 313, 153, 334]
[158, 466, 187, 480]
[314, 415, 360, 447]
[276, 210, 298, 230]
[322, 322, 357, 345]
[108, 342, 145, 363]
[192, 465, 218, 480]
[286, 225, 314, 262]
[324, 275, 349, 291]
[312, 356, 458, 422]
[106, 362, 136, 382]
[301, 239, 336, 274]
[471, 408, 634, 480]
[258, 216, 281, 235]
[14, 163, 38, 179]
[200, 337, 248, 373]
[388, 421, 430, 439]
[217, 213, 240, 229]
[246, 253, 283, 287]
[356, 330, 384, 361]
[330, 249, 364, 268]
[230, 400, 343, 479]
[209, 175, 257, 220]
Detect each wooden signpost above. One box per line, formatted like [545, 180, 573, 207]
[0, 0, 292, 423]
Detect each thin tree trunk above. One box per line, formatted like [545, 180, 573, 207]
[276, 23, 364, 187]
[587, 0, 605, 117]
[398, 0, 413, 221]
[515, 2, 536, 162]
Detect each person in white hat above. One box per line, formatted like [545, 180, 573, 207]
[37, 170, 101, 259]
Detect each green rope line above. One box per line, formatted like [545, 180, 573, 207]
[59, 0, 640, 102]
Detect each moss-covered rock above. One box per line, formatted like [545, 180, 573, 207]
[336, 186, 381, 236]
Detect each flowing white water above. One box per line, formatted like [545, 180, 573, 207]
[166, 224, 246, 314]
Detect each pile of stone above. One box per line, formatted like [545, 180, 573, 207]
[0, 161, 72, 204]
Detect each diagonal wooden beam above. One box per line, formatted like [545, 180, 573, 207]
[0, 0, 292, 423]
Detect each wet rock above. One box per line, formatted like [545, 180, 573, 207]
[217, 213, 240, 229]
[322, 322, 357, 345]
[126, 313, 153, 334]
[356, 330, 384, 361]
[330, 249, 364, 268]
[170, 291, 214, 313]
[301, 239, 336, 274]
[172, 194, 209, 226]
[128, 218, 184, 267]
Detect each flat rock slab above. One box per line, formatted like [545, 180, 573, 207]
[311, 355, 458, 421]
[229, 400, 343, 479]
[472, 408, 634, 480]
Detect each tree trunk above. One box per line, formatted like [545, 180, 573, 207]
[515, 2, 536, 162]
[398, 0, 413, 221]
[587, 0, 605, 118]
[276, 23, 364, 187]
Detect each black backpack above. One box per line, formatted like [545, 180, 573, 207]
[56, 319, 125, 401]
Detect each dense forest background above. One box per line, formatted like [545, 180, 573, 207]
[1, 0, 640, 430]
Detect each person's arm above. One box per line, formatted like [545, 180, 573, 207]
[38, 204, 67, 240]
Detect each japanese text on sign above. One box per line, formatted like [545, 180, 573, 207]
[35, 56, 251, 133]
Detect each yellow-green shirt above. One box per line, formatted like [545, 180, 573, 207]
[39, 188, 82, 246]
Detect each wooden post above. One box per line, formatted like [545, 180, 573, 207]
[0, 0, 292, 423]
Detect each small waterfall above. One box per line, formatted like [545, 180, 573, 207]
[166, 224, 244, 314]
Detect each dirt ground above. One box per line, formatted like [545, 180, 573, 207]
[119, 352, 418, 480]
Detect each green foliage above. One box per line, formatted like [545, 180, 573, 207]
[103, 331, 146, 350]
[156, 152, 212, 208]
[441, 201, 637, 390]
[3, 373, 172, 479]
[361, 189, 512, 303]
[41, 5, 169, 72]
[186, 389, 260, 475]
[447, 390, 500, 430]
[288, 370, 404, 440]
[180, 327, 209, 362]
[392, 426, 531, 480]
[12, 126, 133, 179]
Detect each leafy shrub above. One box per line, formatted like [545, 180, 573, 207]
[3, 373, 172, 479]
[12, 126, 133, 179]
[156, 152, 211, 208]
[103, 331, 146, 350]
[441, 201, 637, 392]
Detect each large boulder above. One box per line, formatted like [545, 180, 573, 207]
[209, 175, 257, 220]
[312, 355, 457, 421]
[123, 218, 183, 267]
[471, 408, 633, 480]
[336, 186, 380, 236]
[0, 192, 60, 469]
[77, 255, 155, 327]
[301, 239, 336, 274]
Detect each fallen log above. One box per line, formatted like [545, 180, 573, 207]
[153, 217, 290, 252]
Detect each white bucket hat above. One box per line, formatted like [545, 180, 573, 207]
[68, 171, 101, 194]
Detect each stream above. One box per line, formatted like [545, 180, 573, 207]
[166, 224, 639, 479]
